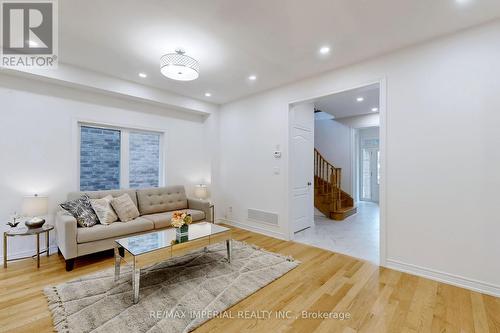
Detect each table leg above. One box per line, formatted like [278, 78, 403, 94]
[36, 233, 40, 268]
[46, 231, 50, 257]
[133, 259, 140, 304]
[114, 246, 121, 282]
[226, 239, 232, 263]
[3, 233, 7, 268]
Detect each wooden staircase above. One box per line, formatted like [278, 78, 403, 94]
[314, 148, 357, 221]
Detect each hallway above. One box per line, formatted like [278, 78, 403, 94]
[294, 201, 379, 264]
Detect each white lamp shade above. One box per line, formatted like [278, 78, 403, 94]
[194, 185, 208, 199]
[22, 195, 48, 216]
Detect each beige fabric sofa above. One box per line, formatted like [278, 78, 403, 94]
[55, 185, 212, 271]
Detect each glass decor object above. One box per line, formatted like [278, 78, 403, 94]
[176, 224, 189, 243]
[176, 224, 189, 235]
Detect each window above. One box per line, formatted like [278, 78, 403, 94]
[129, 131, 161, 189]
[79, 124, 162, 191]
[80, 126, 121, 191]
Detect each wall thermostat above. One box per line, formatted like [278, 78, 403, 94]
[273, 151, 282, 158]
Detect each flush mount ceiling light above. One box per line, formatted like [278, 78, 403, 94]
[319, 46, 330, 55]
[248, 75, 257, 81]
[160, 49, 199, 81]
[356, 97, 364, 102]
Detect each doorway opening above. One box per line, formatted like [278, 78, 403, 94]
[288, 82, 383, 264]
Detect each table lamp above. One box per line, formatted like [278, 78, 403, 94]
[22, 194, 48, 229]
[194, 184, 208, 200]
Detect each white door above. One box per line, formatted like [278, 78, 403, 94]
[360, 147, 380, 202]
[290, 102, 314, 233]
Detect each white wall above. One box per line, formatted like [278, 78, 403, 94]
[314, 119, 352, 194]
[0, 74, 217, 260]
[216, 20, 500, 295]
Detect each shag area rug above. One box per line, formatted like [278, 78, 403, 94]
[44, 240, 299, 333]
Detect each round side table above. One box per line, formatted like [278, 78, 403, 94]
[3, 224, 54, 268]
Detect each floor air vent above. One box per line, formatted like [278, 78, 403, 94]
[247, 209, 279, 225]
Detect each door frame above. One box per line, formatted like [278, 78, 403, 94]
[286, 78, 388, 266]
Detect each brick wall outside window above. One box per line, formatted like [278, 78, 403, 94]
[80, 126, 121, 191]
[129, 132, 160, 188]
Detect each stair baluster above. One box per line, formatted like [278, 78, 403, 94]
[313, 148, 356, 221]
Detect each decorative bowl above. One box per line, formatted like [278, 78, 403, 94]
[25, 218, 46, 229]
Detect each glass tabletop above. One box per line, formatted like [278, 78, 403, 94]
[116, 222, 230, 256]
[5, 224, 54, 236]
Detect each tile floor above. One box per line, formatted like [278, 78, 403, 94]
[294, 201, 380, 264]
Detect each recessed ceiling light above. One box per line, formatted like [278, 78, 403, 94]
[248, 75, 257, 81]
[319, 46, 330, 55]
[204, 92, 212, 97]
[138, 72, 147, 78]
[371, 107, 379, 112]
[28, 40, 38, 47]
[356, 97, 364, 102]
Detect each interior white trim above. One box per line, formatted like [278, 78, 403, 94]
[2, 65, 217, 115]
[387, 259, 500, 297]
[219, 219, 286, 240]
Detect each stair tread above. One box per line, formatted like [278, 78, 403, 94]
[333, 206, 356, 213]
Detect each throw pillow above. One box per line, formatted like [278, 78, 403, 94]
[111, 194, 140, 222]
[60, 194, 100, 228]
[90, 195, 118, 225]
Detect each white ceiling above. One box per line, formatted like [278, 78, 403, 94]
[315, 83, 380, 119]
[59, 0, 500, 104]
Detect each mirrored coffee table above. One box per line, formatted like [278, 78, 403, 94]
[114, 222, 231, 303]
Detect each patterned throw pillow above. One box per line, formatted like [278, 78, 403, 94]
[60, 194, 100, 228]
[90, 195, 118, 225]
[111, 194, 140, 222]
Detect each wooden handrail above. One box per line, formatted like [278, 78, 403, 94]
[314, 148, 343, 210]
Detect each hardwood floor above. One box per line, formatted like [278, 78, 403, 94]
[0, 226, 499, 332]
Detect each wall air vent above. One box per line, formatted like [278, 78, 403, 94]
[247, 209, 279, 225]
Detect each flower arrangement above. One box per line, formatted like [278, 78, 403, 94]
[170, 211, 193, 228]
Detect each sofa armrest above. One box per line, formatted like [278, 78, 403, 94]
[55, 210, 78, 259]
[187, 198, 212, 222]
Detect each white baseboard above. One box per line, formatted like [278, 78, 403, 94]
[386, 259, 500, 297]
[219, 218, 286, 240]
[1, 245, 59, 263]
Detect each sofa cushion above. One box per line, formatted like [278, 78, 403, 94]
[143, 212, 172, 229]
[60, 194, 100, 228]
[143, 209, 206, 229]
[77, 217, 154, 243]
[68, 189, 139, 208]
[136, 186, 188, 215]
[90, 195, 118, 225]
[111, 193, 140, 222]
